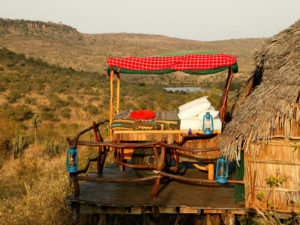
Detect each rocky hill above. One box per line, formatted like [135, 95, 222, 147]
[0, 18, 265, 85]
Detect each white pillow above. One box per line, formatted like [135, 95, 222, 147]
[179, 96, 209, 111]
[178, 101, 211, 119]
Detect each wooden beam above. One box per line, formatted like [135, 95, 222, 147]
[116, 72, 120, 114]
[218, 67, 234, 123]
[109, 70, 115, 139]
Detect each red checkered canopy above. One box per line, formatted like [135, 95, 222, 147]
[107, 53, 238, 75]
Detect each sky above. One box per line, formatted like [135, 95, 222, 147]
[1, 0, 300, 41]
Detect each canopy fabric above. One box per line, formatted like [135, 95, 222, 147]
[107, 53, 238, 75]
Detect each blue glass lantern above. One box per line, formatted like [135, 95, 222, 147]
[66, 146, 78, 173]
[202, 112, 214, 134]
[216, 157, 229, 183]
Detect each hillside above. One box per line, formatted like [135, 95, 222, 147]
[0, 47, 229, 148]
[0, 18, 265, 85]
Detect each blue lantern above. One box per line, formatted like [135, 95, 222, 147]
[216, 157, 229, 183]
[66, 146, 78, 173]
[202, 112, 214, 135]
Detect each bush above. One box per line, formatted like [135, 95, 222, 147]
[48, 94, 68, 109]
[0, 84, 6, 92]
[24, 97, 36, 105]
[60, 108, 71, 119]
[68, 123, 80, 130]
[39, 106, 58, 121]
[84, 104, 99, 115]
[6, 91, 22, 103]
[2, 104, 34, 121]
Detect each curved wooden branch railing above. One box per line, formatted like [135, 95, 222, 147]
[67, 120, 243, 198]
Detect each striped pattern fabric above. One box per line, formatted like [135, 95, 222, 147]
[107, 54, 237, 72]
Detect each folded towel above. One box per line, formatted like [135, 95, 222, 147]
[130, 110, 156, 120]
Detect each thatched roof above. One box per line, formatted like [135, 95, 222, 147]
[220, 19, 300, 161]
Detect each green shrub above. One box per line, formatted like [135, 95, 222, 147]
[6, 91, 22, 103]
[15, 105, 34, 121]
[67, 96, 80, 107]
[48, 94, 68, 109]
[60, 108, 71, 119]
[84, 104, 99, 115]
[0, 84, 6, 92]
[68, 123, 80, 130]
[24, 97, 36, 105]
[39, 106, 58, 121]
[2, 104, 33, 121]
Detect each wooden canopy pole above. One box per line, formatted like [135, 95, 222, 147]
[218, 67, 234, 123]
[109, 70, 115, 139]
[116, 72, 120, 114]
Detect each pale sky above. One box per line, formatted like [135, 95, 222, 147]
[1, 0, 300, 41]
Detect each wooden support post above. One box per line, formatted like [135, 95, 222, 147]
[93, 122, 104, 175]
[109, 70, 115, 140]
[194, 215, 202, 225]
[208, 163, 214, 180]
[206, 214, 213, 225]
[224, 212, 235, 225]
[193, 163, 214, 180]
[116, 72, 120, 114]
[72, 173, 80, 199]
[98, 214, 106, 225]
[218, 67, 234, 123]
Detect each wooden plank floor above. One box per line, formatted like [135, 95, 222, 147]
[67, 164, 244, 211]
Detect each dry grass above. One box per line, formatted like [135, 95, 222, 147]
[0, 146, 72, 225]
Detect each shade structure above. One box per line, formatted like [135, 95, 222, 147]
[107, 52, 238, 75]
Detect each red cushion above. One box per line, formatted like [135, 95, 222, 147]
[130, 110, 156, 120]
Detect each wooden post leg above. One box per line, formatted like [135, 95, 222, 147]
[120, 148, 125, 172]
[109, 70, 115, 140]
[98, 214, 106, 225]
[194, 215, 202, 225]
[208, 163, 214, 180]
[218, 67, 234, 123]
[72, 173, 80, 199]
[224, 213, 235, 225]
[206, 214, 213, 225]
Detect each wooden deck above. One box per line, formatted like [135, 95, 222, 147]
[67, 164, 245, 215]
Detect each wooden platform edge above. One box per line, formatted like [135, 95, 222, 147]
[68, 201, 246, 215]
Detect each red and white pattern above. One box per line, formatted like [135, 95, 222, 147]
[107, 54, 236, 71]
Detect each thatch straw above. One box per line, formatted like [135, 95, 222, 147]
[220, 19, 300, 161]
